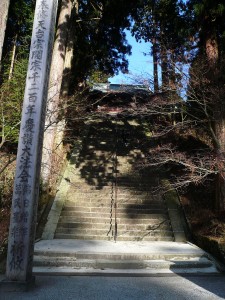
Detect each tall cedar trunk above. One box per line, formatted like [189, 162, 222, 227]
[160, 23, 169, 91]
[0, 0, 10, 65]
[206, 35, 225, 210]
[215, 116, 225, 211]
[152, 8, 159, 93]
[61, 0, 78, 97]
[152, 37, 159, 93]
[161, 47, 168, 90]
[60, 46, 73, 97]
[168, 52, 176, 90]
[214, 90, 225, 211]
[41, 0, 72, 185]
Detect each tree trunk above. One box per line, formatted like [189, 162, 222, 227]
[8, 34, 17, 80]
[60, 45, 74, 97]
[206, 36, 218, 69]
[168, 52, 176, 91]
[41, 0, 72, 186]
[61, 0, 78, 97]
[152, 37, 159, 93]
[0, 0, 10, 65]
[214, 115, 225, 211]
[159, 21, 169, 91]
[205, 35, 225, 210]
[161, 46, 168, 91]
[152, 10, 159, 93]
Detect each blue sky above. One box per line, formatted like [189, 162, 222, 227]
[109, 30, 153, 84]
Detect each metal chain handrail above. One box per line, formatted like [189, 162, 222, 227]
[114, 118, 118, 242]
[107, 116, 118, 242]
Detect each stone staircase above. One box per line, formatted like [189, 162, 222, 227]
[53, 117, 174, 242]
[55, 186, 173, 242]
[37, 117, 222, 275]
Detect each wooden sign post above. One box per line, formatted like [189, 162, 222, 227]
[5, 0, 58, 286]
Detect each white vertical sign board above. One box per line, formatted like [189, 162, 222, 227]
[6, 0, 58, 281]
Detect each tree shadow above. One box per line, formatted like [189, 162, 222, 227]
[57, 113, 173, 241]
[70, 115, 154, 189]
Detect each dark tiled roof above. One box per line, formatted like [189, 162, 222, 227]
[90, 83, 149, 93]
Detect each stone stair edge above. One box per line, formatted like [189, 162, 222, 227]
[33, 257, 213, 269]
[33, 251, 207, 260]
[33, 266, 220, 276]
[64, 200, 164, 204]
[56, 222, 171, 230]
[55, 228, 173, 233]
[62, 205, 166, 210]
[60, 208, 167, 214]
[60, 212, 169, 219]
[53, 235, 175, 241]
[58, 217, 169, 224]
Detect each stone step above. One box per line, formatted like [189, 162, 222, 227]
[34, 240, 211, 260]
[72, 173, 145, 178]
[33, 256, 213, 270]
[67, 189, 158, 195]
[66, 191, 161, 197]
[68, 187, 159, 194]
[54, 233, 174, 241]
[60, 211, 167, 218]
[58, 215, 169, 224]
[57, 221, 172, 231]
[34, 249, 199, 260]
[71, 166, 142, 172]
[61, 206, 166, 214]
[69, 182, 158, 187]
[67, 185, 157, 195]
[66, 193, 158, 200]
[66, 196, 163, 204]
[64, 201, 165, 208]
[69, 177, 151, 181]
[55, 228, 173, 237]
[67, 185, 161, 194]
[61, 211, 168, 222]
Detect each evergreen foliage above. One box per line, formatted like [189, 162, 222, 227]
[131, 0, 189, 90]
[0, 0, 34, 149]
[67, 0, 137, 91]
[2, 0, 34, 69]
[0, 58, 28, 148]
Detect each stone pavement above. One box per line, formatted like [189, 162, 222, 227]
[1, 274, 225, 299]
